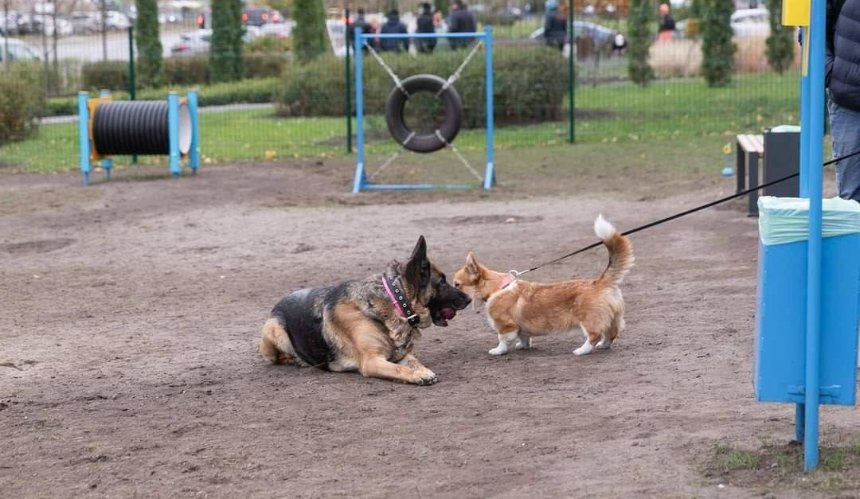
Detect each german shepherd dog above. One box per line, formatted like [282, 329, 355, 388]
[259, 236, 471, 385]
[453, 215, 634, 356]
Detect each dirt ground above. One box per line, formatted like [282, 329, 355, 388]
[1, 159, 858, 498]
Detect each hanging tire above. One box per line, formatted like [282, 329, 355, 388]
[384, 74, 463, 154]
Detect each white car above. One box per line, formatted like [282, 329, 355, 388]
[730, 8, 770, 38]
[0, 37, 40, 62]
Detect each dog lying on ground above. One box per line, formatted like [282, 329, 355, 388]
[453, 214, 634, 356]
[259, 236, 471, 385]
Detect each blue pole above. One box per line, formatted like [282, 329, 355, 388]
[352, 28, 366, 193]
[188, 90, 200, 173]
[799, 27, 810, 197]
[483, 26, 495, 190]
[98, 89, 113, 180]
[168, 92, 181, 176]
[77, 91, 91, 186]
[803, 0, 826, 472]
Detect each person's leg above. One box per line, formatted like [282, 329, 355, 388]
[828, 98, 860, 202]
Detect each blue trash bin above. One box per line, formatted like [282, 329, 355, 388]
[754, 196, 860, 405]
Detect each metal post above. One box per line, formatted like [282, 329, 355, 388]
[128, 25, 138, 165]
[188, 90, 200, 172]
[168, 92, 181, 176]
[78, 92, 91, 186]
[345, 8, 352, 154]
[483, 26, 495, 190]
[567, 0, 575, 143]
[99, 89, 113, 179]
[352, 28, 366, 193]
[802, 0, 826, 473]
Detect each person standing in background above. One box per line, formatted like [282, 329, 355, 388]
[826, 0, 860, 202]
[415, 3, 437, 53]
[379, 9, 408, 52]
[657, 3, 676, 42]
[448, 0, 477, 50]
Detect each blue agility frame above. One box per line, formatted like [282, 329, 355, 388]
[77, 90, 200, 186]
[351, 27, 495, 193]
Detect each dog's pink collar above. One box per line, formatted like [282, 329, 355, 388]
[499, 273, 516, 290]
[382, 275, 419, 326]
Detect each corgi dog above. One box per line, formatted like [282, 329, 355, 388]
[453, 214, 634, 356]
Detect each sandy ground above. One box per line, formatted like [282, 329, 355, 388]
[1, 161, 858, 498]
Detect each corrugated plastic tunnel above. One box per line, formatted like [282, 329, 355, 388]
[92, 101, 191, 156]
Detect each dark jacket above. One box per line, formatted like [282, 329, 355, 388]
[544, 10, 566, 49]
[379, 13, 409, 52]
[347, 16, 373, 49]
[448, 7, 477, 49]
[827, 0, 860, 112]
[416, 11, 437, 53]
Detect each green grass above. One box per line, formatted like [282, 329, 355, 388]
[0, 71, 801, 173]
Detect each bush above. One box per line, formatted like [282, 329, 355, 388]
[45, 77, 279, 117]
[274, 46, 567, 127]
[0, 63, 45, 146]
[82, 60, 129, 91]
[245, 53, 289, 79]
[164, 56, 211, 85]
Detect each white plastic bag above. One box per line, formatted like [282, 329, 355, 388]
[758, 196, 860, 246]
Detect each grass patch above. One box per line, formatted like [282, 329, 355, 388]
[702, 439, 860, 494]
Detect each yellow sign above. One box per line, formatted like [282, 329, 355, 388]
[783, 0, 810, 26]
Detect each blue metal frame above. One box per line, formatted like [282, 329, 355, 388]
[188, 90, 200, 173]
[168, 92, 181, 176]
[800, 0, 826, 472]
[99, 89, 114, 179]
[77, 91, 91, 186]
[351, 28, 495, 193]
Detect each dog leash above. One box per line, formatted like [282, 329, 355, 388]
[511, 147, 860, 278]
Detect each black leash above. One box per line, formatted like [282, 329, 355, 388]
[516, 148, 860, 277]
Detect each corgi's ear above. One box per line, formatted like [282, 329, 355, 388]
[466, 251, 480, 276]
[404, 235, 430, 288]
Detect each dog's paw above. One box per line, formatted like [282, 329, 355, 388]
[488, 346, 508, 356]
[415, 372, 438, 386]
[573, 345, 593, 356]
[595, 340, 612, 350]
[515, 339, 532, 350]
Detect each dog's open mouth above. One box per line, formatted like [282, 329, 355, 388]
[432, 307, 457, 327]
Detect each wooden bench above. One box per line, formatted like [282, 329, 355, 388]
[736, 134, 765, 216]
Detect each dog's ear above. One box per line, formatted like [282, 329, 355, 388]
[404, 235, 431, 288]
[466, 251, 480, 276]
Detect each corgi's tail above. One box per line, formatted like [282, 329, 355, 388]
[594, 214, 634, 286]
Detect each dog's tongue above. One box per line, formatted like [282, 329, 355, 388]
[441, 307, 456, 320]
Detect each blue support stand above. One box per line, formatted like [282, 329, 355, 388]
[352, 28, 495, 193]
[168, 92, 181, 177]
[98, 89, 113, 180]
[188, 90, 200, 174]
[78, 91, 91, 187]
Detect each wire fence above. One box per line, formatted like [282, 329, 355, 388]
[0, 8, 802, 173]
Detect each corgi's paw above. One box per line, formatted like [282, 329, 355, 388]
[489, 345, 508, 356]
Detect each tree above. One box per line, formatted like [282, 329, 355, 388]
[292, 0, 328, 62]
[135, 0, 164, 88]
[210, 0, 244, 82]
[765, 1, 795, 73]
[627, 0, 654, 86]
[700, 0, 735, 87]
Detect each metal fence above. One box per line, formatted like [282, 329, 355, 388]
[0, 7, 801, 175]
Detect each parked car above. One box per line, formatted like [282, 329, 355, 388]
[15, 14, 73, 36]
[170, 29, 213, 56]
[730, 8, 770, 38]
[67, 11, 101, 34]
[196, 7, 285, 29]
[242, 7, 284, 27]
[258, 21, 293, 39]
[0, 37, 40, 62]
[529, 21, 625, 57]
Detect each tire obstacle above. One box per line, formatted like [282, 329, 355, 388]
[352, 27, 495, 193]
[77, 90, 200, 186]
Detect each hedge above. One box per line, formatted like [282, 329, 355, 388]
[45, 77, 279, 117]
[82, 54, 288, 90]
[0, 63, 45, 146]
[274, 46, 568, 127]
